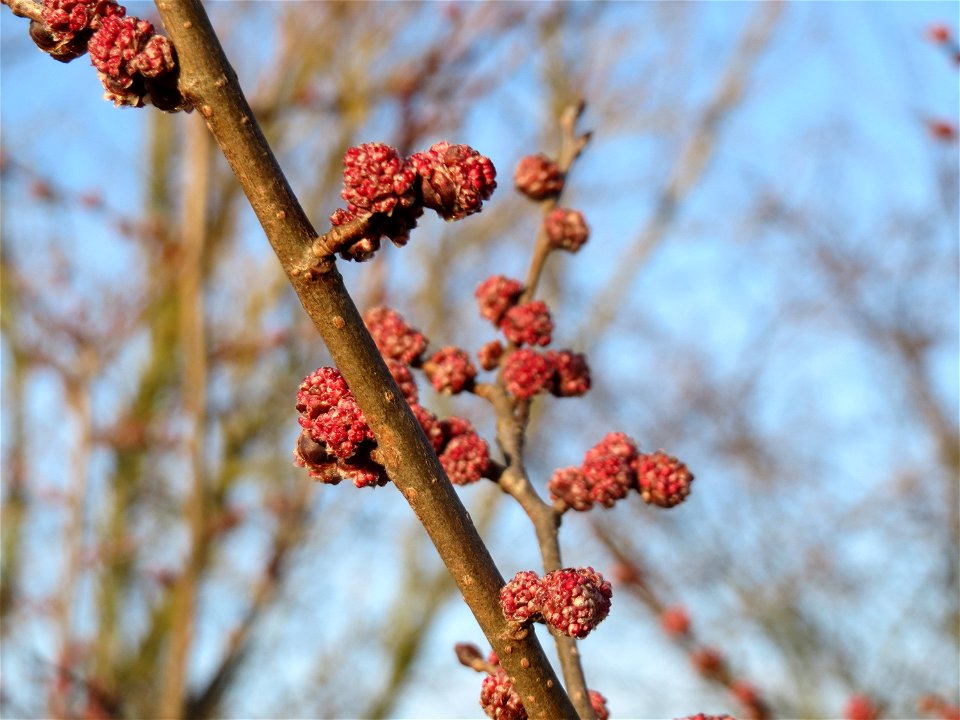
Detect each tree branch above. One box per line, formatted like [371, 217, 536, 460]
[151, 1, 575, 716]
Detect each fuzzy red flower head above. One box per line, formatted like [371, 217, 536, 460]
[500, 300, 553, 347]
[33, 0, 124, 61]
[295, 367, 375, 460]
[539, 567, 612, 638]
[409, 141, 497, 220]
[500, 570, 542, 624]
[477, 340, 504, 371]
[329, 205, 423, 261]
[634, 450, 694, 508]
[475, 275, 524, 325]
[424, 346, 477, 395]
[928, 120, 958, 143]
[581, 432, 640, 508]
[691, 647, 727, 681]
[363, 306, 428, 365]
[926, 24, 951, 44]
[547, 466, 593, 511]
[590, 690, 610, 720]
[544, 207, 589, 252]
[88, 15, 177, 107]
[438, 418, 490, 485]
[514, 153, 564, 200]
[502, 348, 555, 400]
[547, 350, 591, 397]
[293, 430, 387, 488]
[341, 142, 418, 216]
[480, 668, 526, 720]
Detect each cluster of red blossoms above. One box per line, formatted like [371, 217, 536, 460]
[548, 432, 694, 511]
[330, 141, 497, 260]
[294, 306, 492, 487]
[479, 650, 610, 720]
[474, 275, 591, 400]
[30, 0, 185, 110]
[500, 567, 612, 639]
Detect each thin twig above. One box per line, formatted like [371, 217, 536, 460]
[1, 0, 42, 22]
[489, 102, 597, 720]
[522, 101, 591, 302]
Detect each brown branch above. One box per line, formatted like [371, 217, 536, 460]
[1, 0, 42, 22]
[151, 1, 574, 717]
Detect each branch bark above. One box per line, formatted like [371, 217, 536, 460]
[151, 1, 575, 716]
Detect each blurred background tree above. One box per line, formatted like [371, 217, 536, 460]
[1, 2, 956, 718]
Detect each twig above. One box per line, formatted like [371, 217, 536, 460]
[1, 0, 42, 22]
[522, 101, 591, 302]
[151, 1, 575, 716]
[486, 102, 596, 720]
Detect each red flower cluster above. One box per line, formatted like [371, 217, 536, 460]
[330, 141, 496, 260]
[543, 207, 590, 253]
[425, 346, 477, 395]
[499, 570, 541, 623]
[635, 450, 694, 508]
[500, 567, 612, 639]
[438, 417, 489, 485]
[479, 665, 526, 720]
[409, 141, 497, 221]
[548, 433, 694, 511]
[294, 368, 384, 487]
[363, 306, 429, 365]
[341, 142, 418, 216]
[476, 340, 504, 371]
[87, 14, 181, 109]
[502, 348, 556, 400]
[29, 0, 185, 109]
[477, 651, 608, 720]
[475, 275, 524, 325]
[660, 605, 691, 636]
[500, 301, 553, 347]
[590, 690, 611, 720]
[547, 350, 591, 397]
[844, 694, 879, 720]
[32, 0, 123, 61]
[294, 365, 490, 488]
[474, 276, 590, 401]
[513, 153, 564, 200]
[691, 647, 728, 681]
